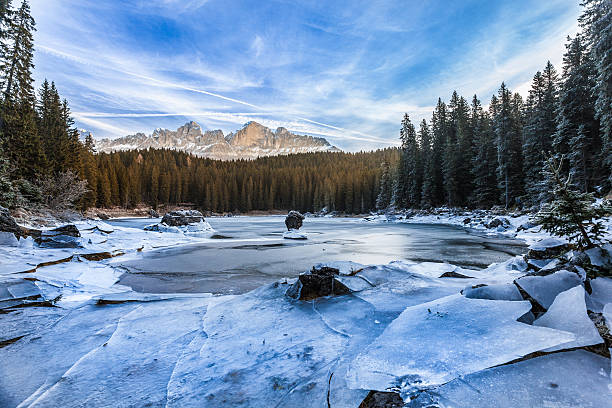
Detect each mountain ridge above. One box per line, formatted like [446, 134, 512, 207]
[95, 121, 341, 160]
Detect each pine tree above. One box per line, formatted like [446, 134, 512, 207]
[536, 155, 609, 251]
[579, 0, 612, 186]
[429, 99, 447, 206]
[376, 160, 393, 210]
[494, 83, 524, 208]
[419, 119, 434, 207]
[470, 95, 498, 207]
[555, 35, 602, 193]
[522, 63, 558, 206]
[0, 0, 43, 179]
[394, 113, 419, 208]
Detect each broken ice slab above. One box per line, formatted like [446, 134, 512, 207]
[463, 283, 523, 301]
[587, 277, 612, 313]
[345, 294, 575, 397]
[24, 298, 210, 408]
[411, 350, 611, 408]
[515, 270, 582, 309]
[534, 286, 602, 352]
[166, 282, 350, 407]
[0, 302, 141, 407]
[604, 303, 612, 333]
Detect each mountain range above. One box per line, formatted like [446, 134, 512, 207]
[94, 121, 341, 160]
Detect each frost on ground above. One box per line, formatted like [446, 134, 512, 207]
[0, 216, 610, 407]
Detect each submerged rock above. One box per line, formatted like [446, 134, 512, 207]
[358, 391, 404, 408]
[160, 210, 204, 226]
[286, 266, 351, 300]
[285, 210, 305, 230]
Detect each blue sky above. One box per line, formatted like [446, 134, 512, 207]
[30, 0, 580, 151]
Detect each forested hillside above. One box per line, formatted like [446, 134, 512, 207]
[0, 0, 610, 215]
[384, 0, 611, 211]
[92, 149, 399, 214]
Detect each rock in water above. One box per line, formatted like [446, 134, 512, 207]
[0, 206, 23, 238]
[160, 210, 204, 226]
[285, 211, 305, 231]
[286, 266, 352, 300]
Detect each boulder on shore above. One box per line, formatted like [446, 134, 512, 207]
[285, 211, 305, 231]
[0, 206, 23, 238]
[286, 266, 351, 300]
[35, 224, 82, 248]
[161, 210, 204, 226]
[527, 238, 569, 260]
[149, 209, 160, 218]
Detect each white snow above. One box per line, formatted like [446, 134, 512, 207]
[533, 286, 602, 351]
[283, 229, 308, 239]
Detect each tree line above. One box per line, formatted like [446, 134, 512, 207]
[0, 0, 96, 209]
[90, 149, 399, 214]
[381, 0, 611, 211]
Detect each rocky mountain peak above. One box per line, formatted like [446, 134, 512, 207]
[95, 121, 340, 160]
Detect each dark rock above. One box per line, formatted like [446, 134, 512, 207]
[285, 210, 305, 231]
[161, 210, 203, 226]
[286, 266, 351, 300]
[359, 391, 404, 408]
[462, 217, 471, 224]
[0, 206, 23, 238]
[517, 221, 538, 232]
[35, 224, 82, 248]
[149, 209, 160, 218]
[487, 217, 510, 229]
[526, 242, 569, 260]
[97, 213, 110, 220]
[439, 271, 474, 279]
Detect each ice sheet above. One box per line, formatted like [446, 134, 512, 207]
[346, 295, 575, 398]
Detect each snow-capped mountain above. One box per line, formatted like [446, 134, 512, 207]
[94, 121, 341, 160]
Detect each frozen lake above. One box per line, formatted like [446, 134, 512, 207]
[109, 216, 527, 295]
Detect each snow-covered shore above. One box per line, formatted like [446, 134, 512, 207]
[0, 213, 611, 407]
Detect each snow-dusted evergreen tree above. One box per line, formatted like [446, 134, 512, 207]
[494, 83, 524, 209]
[536, 155, 609, 251]
[471, 95, 498, 207]
[454, 95, 473, 206]
[579, 0, 612, 186]
[376, 160, 393, 210]
[429, 99, 448, 206]
[393, 113, 420, 208]
[419, 119, 434, 207]
[0, 0, 44, 180]
[555, 34, 602, 193]
[523, 62, 559, 206]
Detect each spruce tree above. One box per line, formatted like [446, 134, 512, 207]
[429, 99, 447, 206]
[376, 160, 393, 210]
[419, 119, 434, 207]
[579, 0, 612, 186]
[471, 95, 498, 207]
[393, 113, 419, 208]
[494, 83, 524, 208]
[0, 0, 43, 179]
[555, 35, 602, 193]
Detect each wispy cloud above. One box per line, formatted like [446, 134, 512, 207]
[30, 0, 582, 150]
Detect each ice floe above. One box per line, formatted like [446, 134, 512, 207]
[345, 294, 575, 398]
[533, 286, 602, 351]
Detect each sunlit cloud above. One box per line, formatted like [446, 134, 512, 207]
[30, 0, 581, 151]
